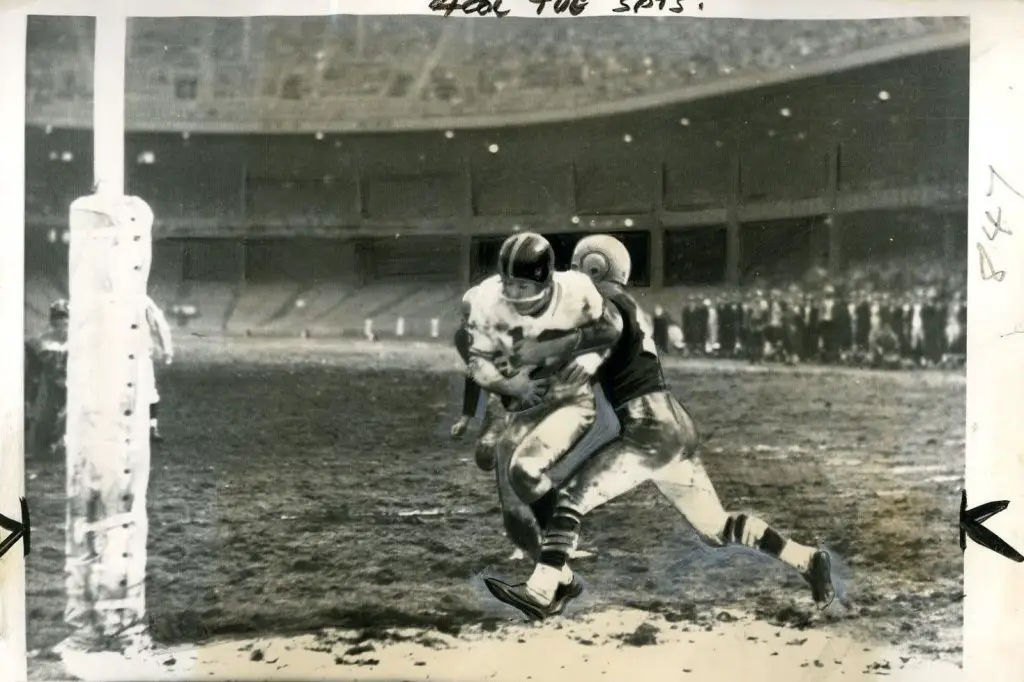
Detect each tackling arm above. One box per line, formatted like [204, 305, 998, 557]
[570, 295, 623, 374]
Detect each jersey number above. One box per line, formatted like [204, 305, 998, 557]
[635, 305, 659, 358]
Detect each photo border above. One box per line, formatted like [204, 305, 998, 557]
[1, 2, 1016, 681]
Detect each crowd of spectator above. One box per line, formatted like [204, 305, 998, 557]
[27, 15, 968, 119]
[650, 260, 966, 371]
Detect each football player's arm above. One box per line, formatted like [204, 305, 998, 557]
[453, 327, 483, 419]
[571, 297, 623, 375]
[515, 287, 624, 366]
[458, 290, 532, 401]
[465, 344, 535, 401]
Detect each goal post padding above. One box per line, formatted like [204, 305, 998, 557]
[65, 193, 154, 649]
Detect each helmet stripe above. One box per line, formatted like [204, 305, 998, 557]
[503, 232, 528, 280]
[498, 233, 516, 279]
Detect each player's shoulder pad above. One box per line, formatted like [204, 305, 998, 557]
[461, 276, 502, 320]
[556, 270, 605, 321]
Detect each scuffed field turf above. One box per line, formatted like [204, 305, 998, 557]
[25, 337, 964, 665]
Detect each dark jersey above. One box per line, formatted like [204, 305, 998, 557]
[596, 283, 667, 408]
[453, 327, 485, 418]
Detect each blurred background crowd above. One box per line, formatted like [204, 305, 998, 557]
[651, 274, 965, 370]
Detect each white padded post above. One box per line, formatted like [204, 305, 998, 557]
[64, 193, 153, 651]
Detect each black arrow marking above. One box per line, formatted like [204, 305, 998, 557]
[0, 498, 30, 559]
[960, 490, 1023, 563]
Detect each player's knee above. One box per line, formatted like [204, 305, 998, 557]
[509, 449, 551, 504]
[667, 397, 700, 457]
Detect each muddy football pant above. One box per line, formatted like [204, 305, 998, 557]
[498, 390, 597, 506]
[539, 391, 817, 576]
[495, 386, 620, 560]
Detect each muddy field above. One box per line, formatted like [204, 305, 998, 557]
[25, 337, 965, 677]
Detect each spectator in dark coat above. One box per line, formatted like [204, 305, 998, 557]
[652, 305, 670, 354]
[719, 298, 739, 357]
[855, 294, 872, 352]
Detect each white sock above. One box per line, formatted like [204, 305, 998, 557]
[780, 542, 815, 573]
[559, 565, 574, 586]
[525, 564, 561, 604]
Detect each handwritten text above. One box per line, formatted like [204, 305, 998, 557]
[529, 0, 590, 15]
[613, 0, 700, 13]
[979, 165, 1022, 283]
[428, 0, 706, 17]
[428, 0, 511, 17]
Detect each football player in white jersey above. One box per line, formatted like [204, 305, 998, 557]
[485, 235, 834, 621]
[458, 231, 624, 602]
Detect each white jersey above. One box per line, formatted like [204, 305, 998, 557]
[144, 296, 173, 360]
[462, 270, 605, 385]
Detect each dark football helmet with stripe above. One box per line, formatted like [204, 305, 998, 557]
[497, 231, 556, 315]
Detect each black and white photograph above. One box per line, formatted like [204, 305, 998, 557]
[12, 7, 974, 681]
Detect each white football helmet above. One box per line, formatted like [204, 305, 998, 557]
[571, 234, 632, 286]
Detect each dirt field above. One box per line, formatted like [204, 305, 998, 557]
[25, 337, 965, 679]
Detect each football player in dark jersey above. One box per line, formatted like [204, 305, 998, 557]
[484, 235, 835, 621]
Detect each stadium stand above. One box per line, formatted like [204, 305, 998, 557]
[24, 16, 969, 368]
[27, 16, 968, 127]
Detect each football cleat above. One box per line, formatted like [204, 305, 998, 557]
[549, 575, 585, 616]
[484, 575, 583, 621]
[803, 549, 835, 608]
